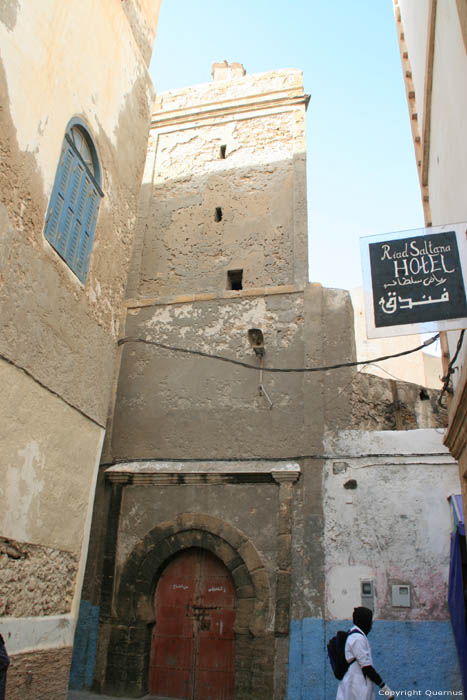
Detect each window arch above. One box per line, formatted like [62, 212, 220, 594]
[43, 118, 103, 283]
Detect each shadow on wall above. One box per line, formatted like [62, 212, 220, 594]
[127, 154, 308, 301]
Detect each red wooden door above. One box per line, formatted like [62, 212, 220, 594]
[149, 548, 236, 700]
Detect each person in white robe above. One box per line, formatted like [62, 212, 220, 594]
[336, 606, 394, 700]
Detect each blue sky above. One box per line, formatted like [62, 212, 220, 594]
[149, 0, 424, 290]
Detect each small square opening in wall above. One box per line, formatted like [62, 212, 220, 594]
[215, 207, 222, 222]
[391, 584, 411, 607]
[220, 144, 227, 159]
[227, 269, 243, 290]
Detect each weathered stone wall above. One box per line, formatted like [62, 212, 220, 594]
[0, 537, 78, 617]
[6, 646, 73, 700]
[349, 371, 447, 431]
[154, 68, 305, 114]
[128, 68, 308, 300]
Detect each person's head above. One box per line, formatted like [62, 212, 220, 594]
[353, 606, 373, 635]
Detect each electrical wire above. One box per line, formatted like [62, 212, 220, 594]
[359, 362, 412, 383]
[117, 333, 440, 373]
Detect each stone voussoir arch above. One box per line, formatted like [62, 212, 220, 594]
[116, 512, 271, 636]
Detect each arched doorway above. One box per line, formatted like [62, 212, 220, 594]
[149, 547, 236, 700]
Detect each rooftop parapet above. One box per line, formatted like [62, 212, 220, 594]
[153, 63, 308, 122]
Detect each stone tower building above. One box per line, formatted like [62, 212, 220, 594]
[76, 64, 460, 699]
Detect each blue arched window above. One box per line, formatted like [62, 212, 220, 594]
[44, 118, 104, 283]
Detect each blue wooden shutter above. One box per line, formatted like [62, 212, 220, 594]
[76, 178, 100, 282]
[44, 144, 76, 248]
[44, 131, 103, 282]
[66, 170, 91, 271]
[56, 158, 86, 258]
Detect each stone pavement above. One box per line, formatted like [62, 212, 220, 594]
[68, 691, 158, 700]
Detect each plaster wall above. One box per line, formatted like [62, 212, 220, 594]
[288, 618, 462, 699]
[2, 615, 75, 655]
[323, 429, 458, 621]
[427, 2, 467, 398]
[113, 284, 445, 462]
[0, 0, 156, 424]
[112, 285, 361, 461]
[121, 0, 161, 65]
[0, 359, 104, 671]
[396, 1, 467, 512]
[287, 428, 462, 698]
[0, 360, 104, 634]
[0, 1, 159, 690]
[0, 361, 104, 553]
[432, 0, 467, 395]
[426, 0, 467, 227]
[0, 0, 155, 188]
[114, 292, 310, 459]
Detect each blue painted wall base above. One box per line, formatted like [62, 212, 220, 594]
[288, 618, 463, 699]
[68, 605, 463, 696]
[69, 600, 100, 690]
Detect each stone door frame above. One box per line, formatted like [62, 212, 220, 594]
[102, 513, 272, 698]
[98, 462, 300, 698]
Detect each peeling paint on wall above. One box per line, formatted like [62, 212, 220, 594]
[323, 429, 459, 621]
[4, 441, 45, 542]
[0, 360, 104, 552]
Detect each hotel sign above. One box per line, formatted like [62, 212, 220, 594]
[361, 224, 467, 338]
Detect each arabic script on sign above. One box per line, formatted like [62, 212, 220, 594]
[379, 289, 450, 314]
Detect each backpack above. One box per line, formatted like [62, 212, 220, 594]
[327, 629, 362, 680]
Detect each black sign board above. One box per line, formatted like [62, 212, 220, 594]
[368, 230, 467, 329]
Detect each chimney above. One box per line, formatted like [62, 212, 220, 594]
[212, 61, 246, 81]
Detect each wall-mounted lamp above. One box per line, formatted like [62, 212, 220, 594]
[247, 328, 272, 409]
[248, 328, 265, 357]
